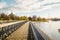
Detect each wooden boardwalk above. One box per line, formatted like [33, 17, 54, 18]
[6, 22, 29, 40]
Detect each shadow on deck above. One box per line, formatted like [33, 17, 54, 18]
[27, 23, 34, 40]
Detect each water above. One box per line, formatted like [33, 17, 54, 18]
[34, 21, 60, 40]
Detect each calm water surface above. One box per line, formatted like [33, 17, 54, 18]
[34, 21, 60, 40]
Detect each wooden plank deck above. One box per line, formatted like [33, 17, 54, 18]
[6, 22, 29, 40]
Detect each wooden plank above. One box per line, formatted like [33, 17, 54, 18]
[6, 22, 29, 40]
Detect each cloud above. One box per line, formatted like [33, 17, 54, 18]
[15, 0, 38, 5]
[14, 0, 44, 12]
[0, 2, 7, 9]
[14, 0, 60, 13]
[0, 0, 60, 17]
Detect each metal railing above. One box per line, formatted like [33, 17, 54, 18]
[30, 22, 52, 40]
[30, 22, 44, 40]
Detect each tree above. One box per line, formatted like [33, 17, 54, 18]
[28, 17, 32, 21]
[37, 17, 41, 21]
[15, 16, 20, 20]
[42, 18, 48, 22]
[9, 12, 17, 20]
[20, 16, 28, 20]
[0, 13, 10, 20]
[32, 16, 37, 21]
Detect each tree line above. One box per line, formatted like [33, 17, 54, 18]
[0, 13, 48, 22]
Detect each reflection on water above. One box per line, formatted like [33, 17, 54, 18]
[34, 21, 60, 40]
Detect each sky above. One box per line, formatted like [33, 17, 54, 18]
[0, 0, 60, 18]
